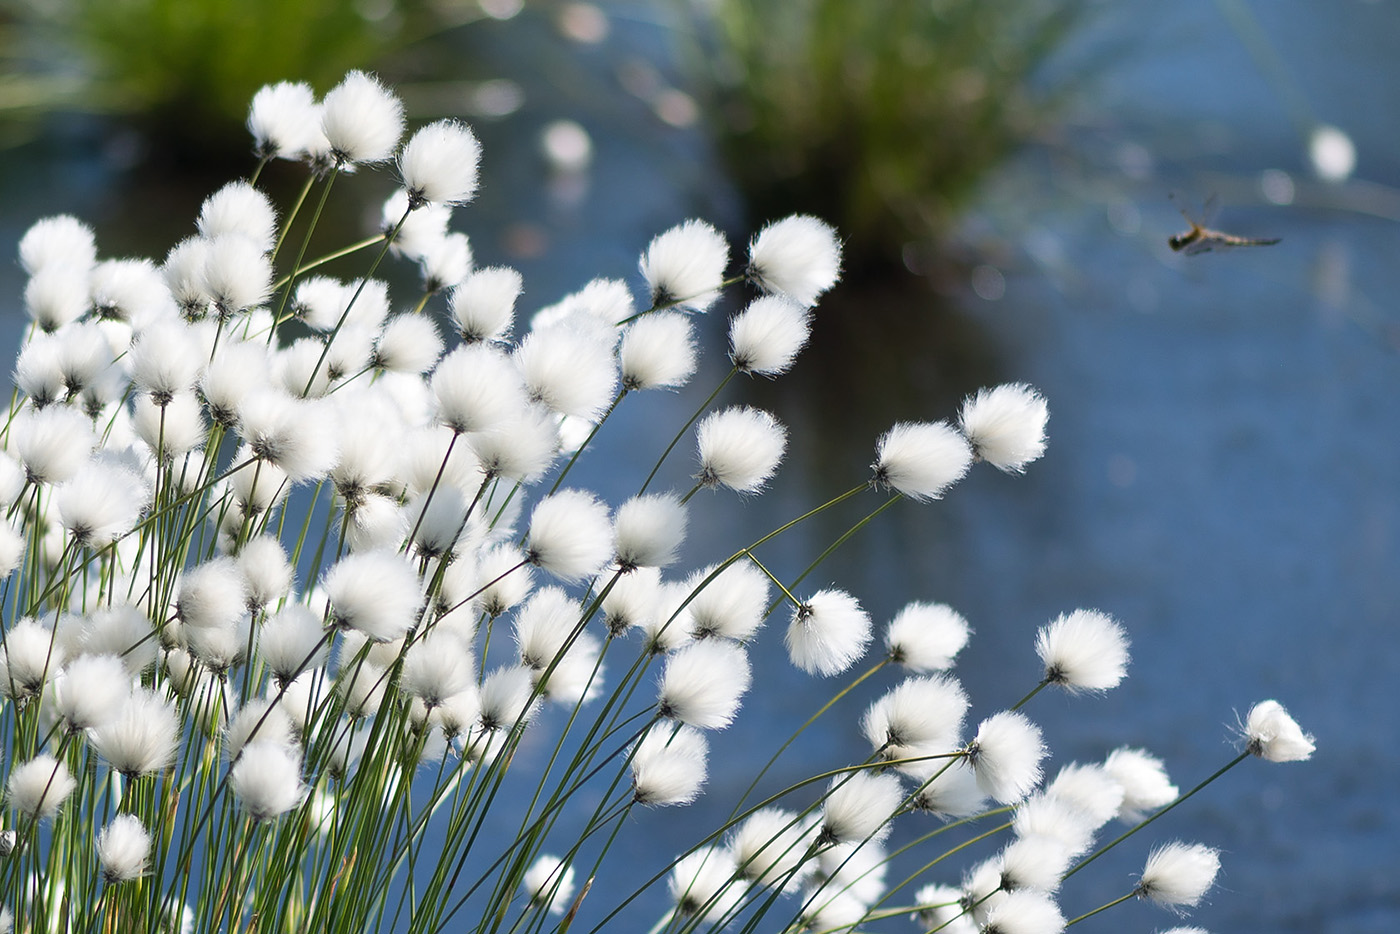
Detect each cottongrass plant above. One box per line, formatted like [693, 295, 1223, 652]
[0, 72, 1312, 934]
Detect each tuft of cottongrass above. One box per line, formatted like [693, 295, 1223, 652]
[0, 72, 1307, 934]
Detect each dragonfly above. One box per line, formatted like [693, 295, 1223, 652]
[1168, 193, 1281, 255]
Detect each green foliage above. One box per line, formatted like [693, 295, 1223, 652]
[696, 0, 1089, 272]
[0, 0, 450, 145]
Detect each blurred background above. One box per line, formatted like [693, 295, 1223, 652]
[1, 0, 1396, 932]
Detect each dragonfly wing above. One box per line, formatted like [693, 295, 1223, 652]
[1201, 192, 1221, 226]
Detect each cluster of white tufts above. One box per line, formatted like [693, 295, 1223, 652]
[0, 72, 1312, 934]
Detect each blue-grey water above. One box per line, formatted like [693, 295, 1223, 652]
[1, 1, 1396, 932]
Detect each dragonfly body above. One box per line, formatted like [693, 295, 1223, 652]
[1169, 193, 1280, 255]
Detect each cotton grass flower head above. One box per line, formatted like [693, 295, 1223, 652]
[620, 311, 697, 391]
[52, 653, 131, 732]
[7, 755, 76, 821]
[1103, 747, 1178, 822]
[248, 80, 322, 160]
[89, 688, 181, 777]
[399, 120, 482, 207]
[97, 814, 152, 884]
[871, 421, 972, 501]
[230, 741, 306, 821]
[323, 549, 423, 642]
[1136, 842, 1221, 910]
[639, 218, 729, 311]
[729, 295, 811, 376]
[747, 214, 842, 307]
[819, 770, 904, 844]
[1035, 609, 1130, 693]
[861, 674, 968, 761]
[730, 807, 814, 887]
[523, 855, 576, 914]
[980, 888, 1065, 934]
[786, 589, 871, 676]
[670, 847, 743, 921]
[884, 601, 970, 671]
[685, 561, 770, 642]
[54, 457, 149, 548]
[198, 181, 278, 252]
[631, 723, 709, 805]
[0, 621, 63, 701]
[695, 405, 787, 493]
[613, 493, 687, 570]
[451, 266, 521, 343]
[19, 214, 96, 275]
[321, 70, 404, 166]
[959, 383, 1048, 474]
[525, 489, 614, 582]
[1242, 699, 1315, 762]
[966, 711, 1046, 804]
[658, 639, 751, 729]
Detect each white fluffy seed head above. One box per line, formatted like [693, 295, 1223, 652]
[959, 383, 1049, 474]
[1035, 609, 1130, 693]
[24, 266, 89, 331]
[202, 234, 272, 318]
[7, 755, 76, 820]
[872, 421, 973, 501]
[820, 770, 904, 844]
[620, 311, 697, 391]
[685, 561, 770, 642]
[374, 314, 444, 375]
[225, 698, 296, 761]
[230, 741, 306, 821]
[12, 404, 98, 484]
[248, 81, 323, 159]
[695, 406, 787, 493]
[747, 215, 842, 307]
[235, 390, 339, 481]
[862, 674, 968, 761]
[89, 688, 180, 776]
[515, 325, 618, 421]
[967, 711, 1046, 804]
[52, 653, 131, 732]
[997, 835, 1073, 893]
[19, 215, 97, 276]
[175, 557, 249, 632]
[670, 847, 742, 921]
[730, 807, 814, 887]
[884, 601, 970, 671]
[431, 343, 526, 435]
[450, 266, 521, 343]
[54, 457, 150, 548]
[1242, 699, 1315, 762]
[525, 489, 614, 582]
[97, 814, 151, 883]
[198, 181, 278, 253]
[631, 723, 709, 805]
[523, 855, 576, 914]
[129, 319, 204, 400]
[323, 550, 423, 642]
[786, 589, 872, 676]
[1043, 763, 1124, 830]
[1103, 747, 1178, 822]
[90, 257, 175, 325]
[980, 888, 1065, 934]
[401, 630, 475, 708]
[639, 219, 730, 312]
[614, 493, 687, 570]
[1011, 793, 1096, 858]
[399, 120, 482, 207]
[1137, 842, 1221, 909]
[321, 70, 405, 165]
[658, 639, 751, 729]
[729, 295, 811, 376]
[258, 605, 331, 684]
